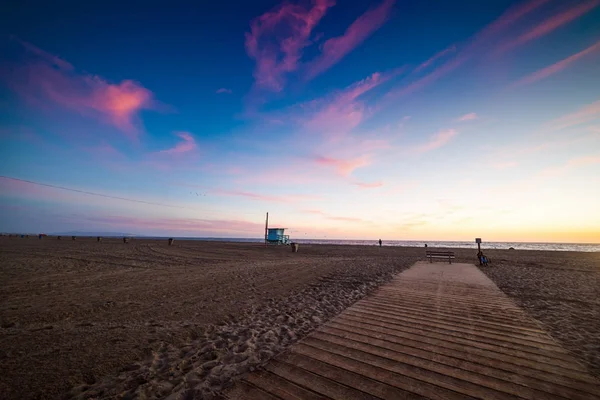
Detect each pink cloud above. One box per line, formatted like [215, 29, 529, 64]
[474, 0, 550, 43]
[216, 88, 232, 94]
[85, 143, 127, 159]
[360, 139, 391, 151]
[313, 155, 370, 176]
[159, 132, 197, 155]
[214, 189, 319, 203]
[245, 0, 335, 91]
[353, 181, 383, 189]
[305, 0, 396, 80]
[456, 112, 478, 122]
[539, 154, 600, 178]
[327, 215, 363, 222]
[85, 214, 264, 234]
[301, 209, 363, 222]
[512, 40, 600, 87]
[414, 44, 457, 73]
[496, 1, 599, 55]
[302, 69, 401, 137]
[0, 176, 73, 203]
[413, 129, 458, 153]
[385, 54, 467, 100]
[5, 41, 156, 138]
[549, 100, 600, 130]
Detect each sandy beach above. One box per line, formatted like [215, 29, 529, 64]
[0, 238, 598, 399]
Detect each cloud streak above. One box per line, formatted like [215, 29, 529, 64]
[549, 100, 600, 130]
[383, 0, 550, 101]
[301, 69, 402, 137]
[302, 209, 364, 222]
[414, 44, 457, 73]
[305, 0, 396, 80]
[457, 113, 477, 122]
[353, 181, 383, 188]
[512, 40, 600, 87]
[85, 215, 264, 234]
[496, 1, 599, 55]
[216, 88, 232, 94]
[313, 155, 370, 176]
[245, 0, 335, 91]
[215, 189, 319, 203]
[159, 132, 197, 155]
[413, 129, 458, 154]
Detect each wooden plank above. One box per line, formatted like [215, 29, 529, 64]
[265, 359, 379, 400]
[336, 313, 595, 380]
[366, 295, 538, 328]
[293, 342, 495, 400]
[345, 307, 569, 354]
[358, 299, 548, 337]
[225, 380, 283, 400]
[246, 370, 328, 400]
[312, 329, 592, 400]
[324, 321, 599, 396]
[278, 352, 427, 400]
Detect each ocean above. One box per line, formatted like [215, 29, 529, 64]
[148, 237, 600, 252]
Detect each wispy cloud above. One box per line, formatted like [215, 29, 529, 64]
[413, 129, 458, 154]
[216, 88, 232, 94]
[539, 154, 600, 178]
[414, 44, 457, 73]
[158, 132, 197, 155]
[512, 40, 600, 87]
[245, 0, 334, 91]
[496, 1, 600, 55]
[384, 0, 549, 101]
[85, 143, 127, 159]
[353, 181, 383, 189]
[313, 155, 370, 176]
[12, 37, 74, 71]
[301, 69, 401, 137]
[5, 40, 156, 137]
[302, 209, 364, 222]
[548, 100, 600, 130]
[305, 0, 396, 80]
[456, 112, 477, 122]
[85, 214, 264, 234]
[215, 189, 319, 203]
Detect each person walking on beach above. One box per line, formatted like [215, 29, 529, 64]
[378, 239, 382, 247]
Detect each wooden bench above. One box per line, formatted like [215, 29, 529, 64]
[426, 250, 455, 264]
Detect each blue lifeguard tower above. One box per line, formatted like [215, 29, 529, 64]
[266, 228, 290, 245]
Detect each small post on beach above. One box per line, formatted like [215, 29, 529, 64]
[264, 212, 269, 247]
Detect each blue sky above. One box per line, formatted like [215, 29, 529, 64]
[1, 0, 599, 242]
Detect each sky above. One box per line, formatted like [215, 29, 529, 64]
[0, 0, 599, 243]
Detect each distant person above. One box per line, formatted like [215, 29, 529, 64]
[424, 244, 428, 248]
[378, 239, 382, 247]
[477, 251, 489, 266]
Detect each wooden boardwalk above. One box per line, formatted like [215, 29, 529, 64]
[225, 262, 600, 399]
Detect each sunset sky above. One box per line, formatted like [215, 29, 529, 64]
[1, 0, 599, 242]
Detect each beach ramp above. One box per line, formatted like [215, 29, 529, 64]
[225, 261, 600, 399]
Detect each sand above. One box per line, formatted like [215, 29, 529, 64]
[0, 238, 598, 399]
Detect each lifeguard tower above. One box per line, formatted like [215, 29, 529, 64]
[266, 228, 290, 245]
